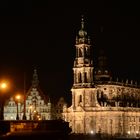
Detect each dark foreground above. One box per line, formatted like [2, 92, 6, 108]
[1, 133, 140, 140]
[0, 120, 140, 140]
[0, 120, 71, 140]
[0, 132, 68, 140]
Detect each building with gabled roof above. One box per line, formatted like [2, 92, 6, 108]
[4, 69, 54, 120]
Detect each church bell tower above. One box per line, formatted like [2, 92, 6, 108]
[71, 16, 96, 109]
[73, 16, 94, 88]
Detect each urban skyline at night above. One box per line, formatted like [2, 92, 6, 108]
[1, 1, 140, 139]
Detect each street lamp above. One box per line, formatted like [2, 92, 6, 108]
[1, 83, 7, 89]
[22, 72, 27, 120]
[15, 95, 21, 120]
[0, 82, 8, 120]
[29, 105, 32, 120]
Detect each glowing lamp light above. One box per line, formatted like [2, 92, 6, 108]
[29, 105, 32, 109]
[1, 83, 7, 89]
[90, 130, 94, 134]
[127, 131, 130, 135]
[16, 95, 21, 100]
[136, 131, 139, 134]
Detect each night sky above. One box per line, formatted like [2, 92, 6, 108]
[0, 1, 140, 101]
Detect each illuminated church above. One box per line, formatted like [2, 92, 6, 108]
[3, 16, 140, 138]
[62, 17, 140, 138]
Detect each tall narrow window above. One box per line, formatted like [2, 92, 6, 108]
[74, 73, 76, 84]
[84, 72, 87, 83]
[78, 73, 82, 83]
[79, 48, 82, 57]
[79, 95, 82, 103]
[84, 47, 88, 58]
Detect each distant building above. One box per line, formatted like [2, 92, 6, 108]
[55, 97, 67, 120]
[4, 69, 55, 120]
[62, 16, 140, 138]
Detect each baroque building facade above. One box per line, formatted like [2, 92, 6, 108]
[62, 17, 140, 138]
[4, 69, 55, 120]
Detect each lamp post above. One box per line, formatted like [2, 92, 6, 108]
[29, 105, 32, 120]
[15, 95, 21, 120]
[22, 72, 27, 120]
[0, 82, 8, 120]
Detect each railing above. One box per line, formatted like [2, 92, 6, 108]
[81, 106, 140, 112]
[94, 81, 140, 88]
[73, 81, 140, 88]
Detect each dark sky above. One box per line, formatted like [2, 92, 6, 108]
[0, 1, 140, 101]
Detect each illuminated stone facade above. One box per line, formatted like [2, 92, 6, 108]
[62, 17, 140, 138]
[4, 69, 55, 120]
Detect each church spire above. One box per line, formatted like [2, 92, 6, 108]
[81, 15, 84, 30]
[77, 15, 89, 44]
[32, 69, 39, 87]
[73, 16, 94, 88]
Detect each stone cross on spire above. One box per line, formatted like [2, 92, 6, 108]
[78, 15, 87, 38]
[81, 15, 84, 29]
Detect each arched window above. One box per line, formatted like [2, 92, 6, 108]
[84, 47, 88, 58]
[79, 95, 82, 103]
[79, 48, 82, 57]
[74, 73, 77, 83]
[78, 73, 82, 83]
[84, 72, 87, 83]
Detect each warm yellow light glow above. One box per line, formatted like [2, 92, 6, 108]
[29, 105, 32, 109]
[127, 131, 130, 134]
[16, 95, 21, 100]
[0, 83, 7, 89]
[90, 130, 94, 134]
[136, 131, 139, 134]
